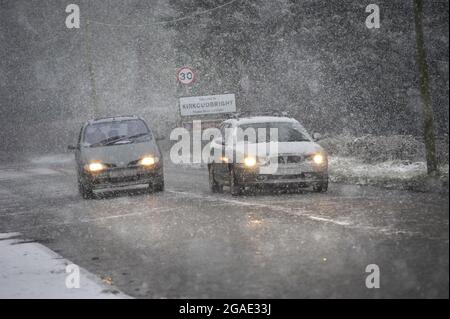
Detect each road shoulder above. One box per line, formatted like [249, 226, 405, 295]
[0, 233, 130, 299]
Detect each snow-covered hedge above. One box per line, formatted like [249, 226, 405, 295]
[319, 134, 449, 164]
[319, 134, 449, 192]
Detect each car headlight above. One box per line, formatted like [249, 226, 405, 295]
[312, 154, 324, 165]
[220, 156, 229, 163]
[244, 156, 257, 167]
[86, 162, 106, 172]
[139, 156, 158, 166]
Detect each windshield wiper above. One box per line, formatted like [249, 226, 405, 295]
[88, 133, 150, 147]
[89, 135, 126, 147]
[127, 132, 149, 140]
[104, 132, 149, 146]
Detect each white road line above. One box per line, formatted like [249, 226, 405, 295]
[0, 167, 61, 181]
[53, 168, 75, 175]
[84, 207, 174, 222]
[166, 189, 353, 227]
[8, 206, 175, 230]
[306, 215, 351, 226]
[166, 189, 428, 237]
[0, 232, 21, 239]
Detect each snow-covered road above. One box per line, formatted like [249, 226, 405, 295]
[0, 154, 448, 298]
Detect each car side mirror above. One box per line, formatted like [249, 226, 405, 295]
[68, 145, 78, 151]
[312, 133, 322, 141]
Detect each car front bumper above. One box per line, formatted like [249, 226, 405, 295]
[233, 165, 328, 187]
[81, 164, 163, 190]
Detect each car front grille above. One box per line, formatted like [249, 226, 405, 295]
[268, 172, 320, 180]
[275, 155, 305, 164]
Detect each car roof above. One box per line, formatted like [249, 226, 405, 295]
[86, 115, 142, 125]
[224, 116, 298, 126]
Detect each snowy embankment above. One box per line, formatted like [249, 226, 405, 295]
[329, 157, 449, 192]
[0, 233, 129, 299]
[320, 134, 449, 193]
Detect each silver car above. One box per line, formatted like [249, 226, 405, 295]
[69, 116, 164, 199]
[208, 116, 328, 195]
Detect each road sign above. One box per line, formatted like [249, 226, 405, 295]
[179, 94, 236, 116]
[177, 67, 196, 85]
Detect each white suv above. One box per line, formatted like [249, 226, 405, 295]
[208, 116, 328, 195]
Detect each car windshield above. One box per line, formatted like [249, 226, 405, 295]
[237, 122, 312, 143]
[82, 119, 150, 147]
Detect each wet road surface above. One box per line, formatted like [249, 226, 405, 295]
[0, 155, 448, 298]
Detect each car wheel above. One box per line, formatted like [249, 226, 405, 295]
[209, 165, 222, 193]
[149, 179, 165, 193]
[230, 168, 243, 196]
[78, 180, 94, 199]
[313, 178, 328, 193]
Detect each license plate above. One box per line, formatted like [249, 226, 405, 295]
[109, 169, 137, 178]
[275, 166, 301, 175]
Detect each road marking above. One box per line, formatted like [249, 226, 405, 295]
[165, 189, 435, 238]
[166, 189, 354, 227]
[4, 206, 175, 230]
[0, 167, 61, 180]
[307, 215, 351, 226]
[84, 207, 173, 222]
[0, 232, 21, 239]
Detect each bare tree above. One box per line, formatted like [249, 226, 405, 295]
[413, 0, 438, 175]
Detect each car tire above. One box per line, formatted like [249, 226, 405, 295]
[209, 166, 222, 193]
[313, 178, 329, 193]
[78, 180, 94, 199]
[230, 168, 243, 196]
[150, 179, 164, 193]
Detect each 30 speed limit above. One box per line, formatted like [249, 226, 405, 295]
[177, 67, 196, 85]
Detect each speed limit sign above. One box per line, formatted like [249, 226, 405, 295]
[177, 66, 196, 85]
